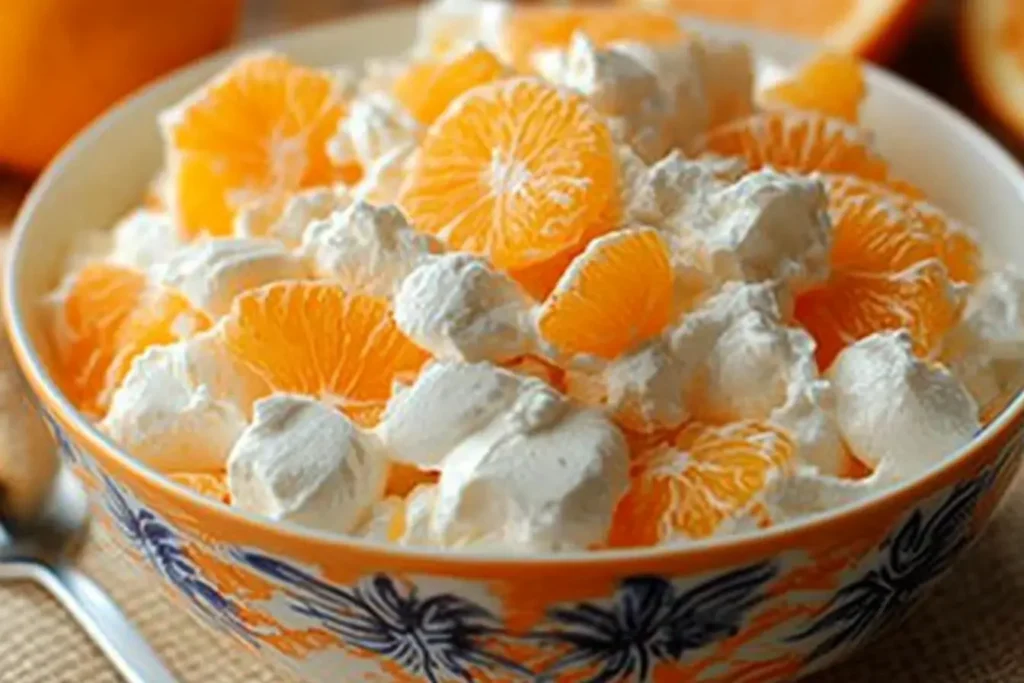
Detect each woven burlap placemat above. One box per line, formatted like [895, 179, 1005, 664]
[0, 480, 1021, 683]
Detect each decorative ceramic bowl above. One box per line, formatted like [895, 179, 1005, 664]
[5, 8, 1024, 683]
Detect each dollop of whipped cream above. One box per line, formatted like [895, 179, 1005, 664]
[228, 394, 386, 534]
[414, 0, 509, 59]
[378, 361, 629, 551]
[394, 253, 536, 362]
[942, 265, 1024, 413]
[150, 238, 309, 318]
[568, 281, 842, 471]
[828, 331, 980, 478]
[108, 209, 182, 270]
[328, 92, 422, 204]
[301, 201, 439, 298]
[100, 334, 266, 472]
[235, 185, 352, 246]
[534, 34, 684, 163]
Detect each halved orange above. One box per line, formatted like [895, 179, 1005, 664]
[762, 52, 866, 122]
[162, 53, 357, 239]
[392, 45, 508, 125]
[500, 6, 685, 73]
[610, 420, 795, 546]
[219, 281, 431, 427]
[399, 77, 619, 271]
[49, 264, 211, 416]
[538, 227, 674, 360]
[963, 0, 1024, 142]
[618, 0, 925, 61]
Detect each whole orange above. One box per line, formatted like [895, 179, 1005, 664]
[0, 0, 242, 173]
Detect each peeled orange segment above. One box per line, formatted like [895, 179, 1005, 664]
[823, 174, 981, 283]
[618, 0, 923, 60]
[690, 112, 898, 187]
[50, 264, 147, 414]
[168, 472, 231, 504]
[49, 264, 212, 416]
[963, 0, 1024, 142]
[538, 227, 674, 360]
[761, 53, 866, 122]
[399, 77, 620, 271]
[162, 53, 356, 239]
[501, 6, 684, 72]
[795, 259, 964, 369]
[384, 462, 440, 499]
[610, 420, 795, 546]
[109, 288, 212, 392]
[219, 281, 431, 427]
[392, 46, 508, 125]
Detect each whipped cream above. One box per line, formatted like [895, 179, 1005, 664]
[828, 331, 980, 478]
[109, 209, 182, 270]
[378, 361, 628, 550]
[760, 465, 897, 524]
[300, 201, 439, 298]
[394, 253, 536, 362]
[228, 394, 386, 534]
[377, 360, 523, 467]
[942, 266, 1024, 413]
[151, 238, 309, 318]
[534, 34, 680, 163]
[414, 0, 508, 58]
[235, 185, 352, 246]
[693, 171, 831, 292]
[100, 335, 264, 472]
[327, 92, 422, 204]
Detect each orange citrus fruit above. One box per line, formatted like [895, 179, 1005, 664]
[50, 264, 210, 416]
[162, 53, 357, 239]
[538, 227, 674, 360]
[795, 178, 969, 368]
[610, 420, 795, 546]
[762, 53, 866, 122]
[963, 0, 1024, 142]
[500, 6, 684, 72]
[399, 77, 620, 271]
[392, 45, 508, 125]
[690, 111, 903, 188]
[168, 471, 231, 504]
[384, 462, 440, 499]
[219, 281, 431, 427]
[617, 0, 924, 60]
[822, 174, 981, 282]
[0, 0, 241, 173]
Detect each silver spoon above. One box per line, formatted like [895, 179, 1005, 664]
[0, 350, 178, 683]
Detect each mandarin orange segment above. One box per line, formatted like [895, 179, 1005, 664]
[51, 264, 147, 414]
[823, 174, 981, 282]
[795, 260, 964, 369]
[392, 46, 508, 125]
[219, 281, 431, 427]
[399, 77, 619, 271]
[168, 471, 231, 504]
[828, 194, 939, 274]
[109, 288, 212, 395]
[163, 53, 356, 239]
[384, 462, 440, 499]
[610, 420, 795, 546]
[538, 227, 673, 360]
[691, 111, 898, 188]
[762, 53, 866, 122]
[502, 6, 684, 72]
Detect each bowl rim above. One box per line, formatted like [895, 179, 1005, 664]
[6, 6, 1024, 569]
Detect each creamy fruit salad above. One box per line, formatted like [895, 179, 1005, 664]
[43, 1, 1023, 552]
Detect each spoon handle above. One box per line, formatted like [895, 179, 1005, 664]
[0, 561, 179, 683]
